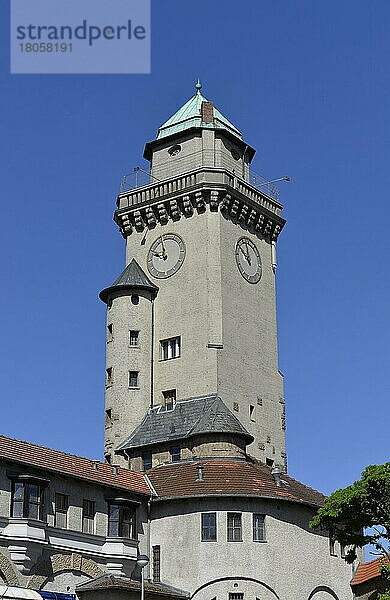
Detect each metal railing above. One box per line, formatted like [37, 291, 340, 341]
[119, 150, 283, 201]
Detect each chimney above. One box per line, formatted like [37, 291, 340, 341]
[111, 465, 119, 475]
[91, 460, 99, 471]
[197, 465, 204, 481]
[271, 465, 283, 487]
[201, 101, 214, 124]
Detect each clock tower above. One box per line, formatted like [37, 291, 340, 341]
[100, 83, 287, 471]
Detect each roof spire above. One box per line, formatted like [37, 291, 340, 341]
[195, 79, 202, 94]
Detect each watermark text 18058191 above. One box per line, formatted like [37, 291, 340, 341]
[11, 0, 150, 74]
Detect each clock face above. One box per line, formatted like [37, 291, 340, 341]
[235, 237, 262, 284]
[147, 233, 186, 279]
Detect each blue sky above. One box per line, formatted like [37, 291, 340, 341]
[0, 0, 389, 498]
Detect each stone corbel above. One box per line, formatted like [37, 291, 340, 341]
[247, 209, 257, 228]
[209, 190, 219, 212]
[169, 199, 181, 221]
[156, 203, 169, 224]
[219, 193, 231, 213]
[255, 213, 265, 232]
[264, 220, 273, 238]
[272, 225, 281, 240]
[238, 204, 248, 223]
[145, 207, 156, 227]
[182, 195, 193, 217]
[194, 191, 206, 213]
[230, 198, 240, 218]
[133, 211, 145, 232]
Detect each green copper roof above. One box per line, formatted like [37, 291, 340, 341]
[157, 82, 242, 140]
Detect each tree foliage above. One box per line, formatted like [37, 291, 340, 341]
[310, 463, 390, 598]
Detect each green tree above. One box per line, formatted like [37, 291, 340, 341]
[310, 463, 390, 599]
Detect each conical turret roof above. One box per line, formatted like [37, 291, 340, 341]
[99, 259, 158, 304]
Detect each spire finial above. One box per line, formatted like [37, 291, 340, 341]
[195, 79, 202, 94]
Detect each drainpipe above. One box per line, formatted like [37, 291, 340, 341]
[150, 298, 155, 408]
[147, 499, 151, 581]
[271, 241, 277, 273]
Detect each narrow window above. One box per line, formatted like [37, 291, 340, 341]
[249, 405, 255, 421]
[108, 503, 136, 539]
[105, 409, 112, 428]
[169, 446, 181, 463]
[106, 367, 113, 386]
[162, 389, 176, 410]
[329, 535, 336, 556]
[82, 499, 95, 534]
[11, 481, 43, 520]
[55, 493, 68, 529]
[227, 512, 242, 542]
[201, 512, 217, 541]
[142, 450, 152, 471]
[160, 336, 181, 360]
[253, 514, 265, 541]
[152, 545, 161, 583]
[129, 330, 139, 346]
[107, 323, 113, 342]
[129, 371, 139, 388]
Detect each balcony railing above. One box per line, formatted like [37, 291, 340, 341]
[119, 150, 281, 201]
[116, 167, 283, 218]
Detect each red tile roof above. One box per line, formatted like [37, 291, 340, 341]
[351, 556, 389, 586]
[0, 435, 150, 496]
[147, 458, 325, 507]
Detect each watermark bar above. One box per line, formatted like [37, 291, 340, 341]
[10, 0, 150, 74]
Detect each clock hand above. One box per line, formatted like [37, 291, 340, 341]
[160, 235, 167, 259]
[244, 241, 252, 265]
[240, 243, 251, 265]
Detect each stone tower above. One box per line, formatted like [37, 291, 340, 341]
[100, 83, 287, 471]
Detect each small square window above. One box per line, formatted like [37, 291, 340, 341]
[201, 512, 217, 541]
[227, 512, 242, 542]
[169, 446, 181, 463]
[55, 493, 68, 529]
[253, 514, 265, 541]
[107, 323, 113, 342]
[162, 389, 176, 410]
[160, 337, 181, 360]
[129, 371, 139, 388]
[129, 330, 139, 346]
[106, 367, 113, 387]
